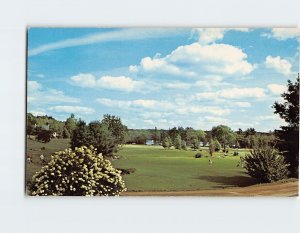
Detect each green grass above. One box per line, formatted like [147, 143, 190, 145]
[112, 145, 256, 191]
[26, 139, 257, 191]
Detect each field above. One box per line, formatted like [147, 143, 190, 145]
[26, 139, 257, 191]
[113, 145, 257, 191]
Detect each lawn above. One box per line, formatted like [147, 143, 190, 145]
[112, 145, 257, 191]
[26, 139, 257, 191]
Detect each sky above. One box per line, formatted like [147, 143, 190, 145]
[27, 28, 299, 131]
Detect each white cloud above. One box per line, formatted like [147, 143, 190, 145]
[195, 87, 266, 100]
[204, 116, 229, 124]
[192, 28, 249, 45]
[28, 28, 188, 56]
[70, 73, 145, 92]
[176, 106, 231, 116]
[168, 43, 254, 76]
[29, 110, 47, 116]
[163, 81, 191, 90]
[129, 65, 138, 73]
[28, 80, 41, 92]
[49, 105, 95, 114]
[265, 56, 292, 76]
[28, 81, 79, 104]
[234, 102, 252, 107]
[267, 83, 287, 95]
[264, 28, 300, 40]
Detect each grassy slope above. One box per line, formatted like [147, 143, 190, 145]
[26, 138, 71, 183]
[26, 139, 256, 191]
[112, 145, 257, 191]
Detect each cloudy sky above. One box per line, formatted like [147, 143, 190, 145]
[27, 28, 299, 131]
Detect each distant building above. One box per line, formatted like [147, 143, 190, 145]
[146, 139, 155, 145]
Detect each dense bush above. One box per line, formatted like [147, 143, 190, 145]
[36, 129, 52, 143]
[233, 151, 239, 156]
[244, 146, 289, 183]
[174, 135, 182, 149]
[28, 146, 126, 196]
[214, 140, 222, 152]
[195, 152, 203, 158]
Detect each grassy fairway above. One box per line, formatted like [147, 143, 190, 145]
[112, 145, 257, 191]
[26, 139, 257, 191]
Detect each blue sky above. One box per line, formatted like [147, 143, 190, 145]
[27, 28, 299, 131]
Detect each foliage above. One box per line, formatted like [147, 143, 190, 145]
[213, 140, 222, 152]
[88, 121, 117, 157]
[181, 140, 187, 150]
[70, 120, 92, 149]
[273, 74, 299, 177]
[28, 146, 126, 196]
[174, 135, 182, 149]
[191, 138, 199, 150]
[195, 152, 203, 158]
[65, 114, 77, 137]
[233, 151, 239, 156]
[36, 129, 52, 143]
[101, 114, 128, 144]
[212, 125, 236, 150]
[62, 127, 70, 138]
[244, 145, 289, 183]
[27, 113, 37, 135]
[162, 136, 172, 149]
[209, 139, 214, 157]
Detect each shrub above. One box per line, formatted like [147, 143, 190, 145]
[36, 129, 52, 143]
[162, 136, 172, 149]
[244, 146, 289, 183]
[28, 146, 126, 196]
[195, 152, 203, 158]
[181, 140, 187, 150]
[191, 138, 199, 150]
[41, 147, 46, 150]
[233, 151, 239, 156]
[174, 135, 182, 149]
[214, 140, 222, 152]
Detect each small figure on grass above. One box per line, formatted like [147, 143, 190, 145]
[208, 159, 213, 166]
[40, 154, 46, 164]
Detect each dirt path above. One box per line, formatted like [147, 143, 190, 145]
[122, 180, 298, 197]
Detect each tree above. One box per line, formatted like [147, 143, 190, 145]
[273, 74, 299, 177]
[181, 140, 187, 150]
[65, 114, 77, 137]
[211, 125, 236, 150]
[101, 114, 128, 144]
[70, 120, 92, 149]
[191, 138, 199, 150]
[209, 139, 215, 157]
[174, 135, 182, 150]
[27, 113, 37, 135]
[28, 146, 126, 196]
[62, 127, 70, 138]
[213, 140, 222, 152]
[162, 136, 172, 149]
[244, 143, 289, 183]
[88, 121, 117, 157]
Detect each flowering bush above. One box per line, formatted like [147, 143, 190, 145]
[28, 146, 126, 196]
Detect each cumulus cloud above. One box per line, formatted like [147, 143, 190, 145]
[192, 28, 249, 45]
[265, 56, 292, 76]
[28, 81, 79, 104]
[267, 83, 287, 95]
[49, 105, 95, 114]
[195, 87, 266, 100]
[97, 97, 230, 116]
[264, 28, 300, 40]
[136, 43, 254, 77]
[70, 73, 145, 92]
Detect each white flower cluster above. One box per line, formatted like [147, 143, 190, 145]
[29, 146, 126, 196]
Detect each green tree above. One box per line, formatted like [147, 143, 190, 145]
[211, 125, 236, 150]
[88, 121, 117, 157]
[27, 113, 37, 135]
[70, 120, 92, 149]
[213, 140, 222, 152]
[62, 127, 70, 138]
[191, 138, 199, 150]
[162, 136, 172, 149]
[273, 74, 299, 177]
[174, 135, 182, 149]
[181, 140, 187, 150]
[101, 114, 128, 144]
[209, 139, 215, 157]
[36, 129, 52, 143]
[65, 114, 77, 137]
